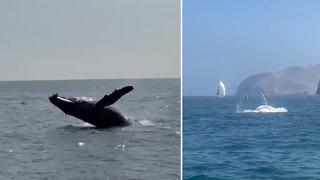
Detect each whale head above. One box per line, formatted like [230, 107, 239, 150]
[49, 94, 92, 115]
[49, 94, 72, 107]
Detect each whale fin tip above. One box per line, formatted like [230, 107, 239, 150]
[95, 86, 133, 108]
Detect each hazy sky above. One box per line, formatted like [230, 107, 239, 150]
[0, 0, 180, 80]
[184, 0, 320, 96]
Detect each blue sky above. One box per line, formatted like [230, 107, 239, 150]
[184, 0, 320, 95]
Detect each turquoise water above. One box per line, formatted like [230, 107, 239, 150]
[184, 96, 320, 179]
[0, 79, 180, 179]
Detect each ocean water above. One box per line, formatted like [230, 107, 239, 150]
[184, 96, 320, 180]
[0, 79, 180, 179]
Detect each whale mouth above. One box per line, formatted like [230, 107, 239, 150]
[57, 97, 73, 103]
[49, 94, 75, 103]
[49, 94, 75, 108]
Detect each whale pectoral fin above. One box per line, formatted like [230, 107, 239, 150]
[95, 86, 134, 108]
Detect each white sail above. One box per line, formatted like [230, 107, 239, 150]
[217, 81, 226, 96]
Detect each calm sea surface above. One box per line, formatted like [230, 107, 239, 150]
[184, 96, 320, 180]
[0, 79, 180, 179]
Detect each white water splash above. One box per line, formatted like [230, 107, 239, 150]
[82, 122, 94, 127]
[115, 144, 125, 150]
[239, 92, 287, 113]
[259, 92, 268, 106]
[78, 142, 85, 146]
[242, 105, 288, 113]
[138, 120, 154, 126]
[236, 95, 249, 113]
[72, 122, 95, 128]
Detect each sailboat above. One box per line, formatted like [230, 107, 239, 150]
[216, 81, 226, 97]
[316, 80, 320, 95]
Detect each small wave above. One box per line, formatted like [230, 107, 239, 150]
[185, 175, 217, 180]
[242, 105, 288, 113]
[74, 122, 95, 128]
[138, 120, 155, 126]
[78, 122, 95, 127]
[7, 149, 14, 153]
[60, 123, 95, 131]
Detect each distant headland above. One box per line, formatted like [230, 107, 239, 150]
[236, 64, 320, 96]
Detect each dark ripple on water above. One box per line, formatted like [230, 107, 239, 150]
[184, 96, 320, 180]
[0, 79, 180, 179]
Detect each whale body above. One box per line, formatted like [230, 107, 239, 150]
[49, 86, 133, 128]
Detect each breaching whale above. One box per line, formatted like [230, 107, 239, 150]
[49, 86, 134, 128]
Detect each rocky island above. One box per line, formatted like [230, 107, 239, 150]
[236, 64, 320, 96]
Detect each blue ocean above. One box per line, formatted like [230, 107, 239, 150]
[184, 96, 320, 179]
[0, 79, 180, 179]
